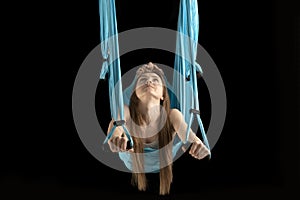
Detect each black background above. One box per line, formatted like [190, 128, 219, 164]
[3, 0, 299, 199]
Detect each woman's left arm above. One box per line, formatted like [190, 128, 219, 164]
[170, 109, 210, 160]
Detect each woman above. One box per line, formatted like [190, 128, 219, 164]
[107, 62, 210, 195]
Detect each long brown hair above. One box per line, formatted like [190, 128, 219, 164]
[128, 63, 174, 195]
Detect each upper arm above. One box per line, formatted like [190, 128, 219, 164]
[169, 108, 196, 143]
[169, 109, 184, 132]
[124, 105, 130, 122]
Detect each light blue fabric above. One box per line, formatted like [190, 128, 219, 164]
[99, 0, 133, 146]
[119, 136, 183, 173]
[172, 0, 211, 155]
[99, 0, 211, 172]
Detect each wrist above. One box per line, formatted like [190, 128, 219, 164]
[191, 135, 201, 143]
[188, 132, 197, 143]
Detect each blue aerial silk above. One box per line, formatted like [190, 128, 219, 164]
[172, 0, 210, 153]
[99, 0, 133, 147]
[99, 0, 210, 173]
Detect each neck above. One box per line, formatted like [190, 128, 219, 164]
[138, 101, 161, 124]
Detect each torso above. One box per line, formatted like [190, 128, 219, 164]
[124, 105, 177, 149]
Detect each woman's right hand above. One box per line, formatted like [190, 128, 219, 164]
[108, 133, 134, 153]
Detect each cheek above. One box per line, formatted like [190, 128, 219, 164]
[134, 86, 143, 97]
[136, 81, 143, 88]
[158, 86, 164, 96]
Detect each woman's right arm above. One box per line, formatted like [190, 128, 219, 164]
[107, 105, 132, 152]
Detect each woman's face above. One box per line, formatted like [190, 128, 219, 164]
[135, 72, 164, 102]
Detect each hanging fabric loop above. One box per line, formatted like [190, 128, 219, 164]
[99, 0, 133, 147]
[172, 0, 210, 155]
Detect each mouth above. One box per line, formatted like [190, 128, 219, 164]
[144, 85, 155, 89]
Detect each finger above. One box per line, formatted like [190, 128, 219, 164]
[191, 145, 207, 159]
[115, 137, 122, 151]
[108, 138, 117, 152]
[190, 140, 203, 155]
[189, 143, 197, 155]
[107, 139, 113, 151]
[198, 149, 210, 159]
[113, 136, 121, 152]
[199, 146, 209, 155]
[193, 143, 202, 156]
[189, 147, 197, 158]
[120, 137, 127, 151]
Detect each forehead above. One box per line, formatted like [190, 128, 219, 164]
[138, 73, 161, 79]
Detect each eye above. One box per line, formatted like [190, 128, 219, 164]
[153, 78, 159, 82]
[138, 78, 146, 83]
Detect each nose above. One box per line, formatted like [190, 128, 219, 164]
[145, 80, 152, 85]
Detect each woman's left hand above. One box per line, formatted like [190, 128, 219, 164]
[189, 137, 210, 160]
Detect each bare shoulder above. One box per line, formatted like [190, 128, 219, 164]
[169, 108, 184, 124]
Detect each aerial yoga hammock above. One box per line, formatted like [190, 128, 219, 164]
[99, 0, 210, 173]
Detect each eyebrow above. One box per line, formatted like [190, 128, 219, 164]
[139, 75, 160, 79]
